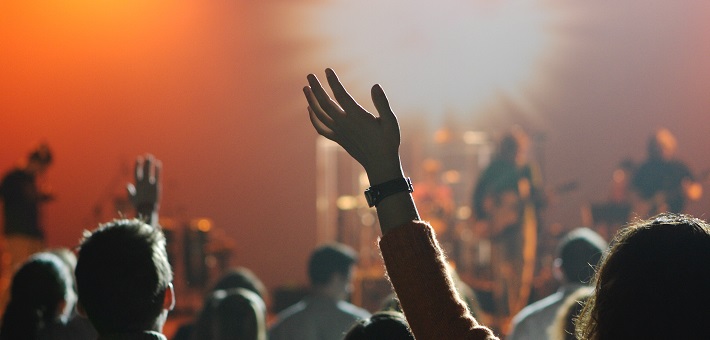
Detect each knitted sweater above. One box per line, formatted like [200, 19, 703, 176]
[379, 221, 499, 340]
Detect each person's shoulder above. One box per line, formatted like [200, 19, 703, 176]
[668, 160, 692, 172]
[511, 291, 564, 325]
[336, 300, 371, 319]
[484, 159, 515, 173]
[509, 291, 566, 340]
[270, 300, 309, 331]
[1, 169, 24, 183]
[634, 160, 655, 172]
[273, 299, 308, 321]
[269, 301, 318, 340]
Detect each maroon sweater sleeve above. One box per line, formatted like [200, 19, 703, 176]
[379, 221, 499, 340]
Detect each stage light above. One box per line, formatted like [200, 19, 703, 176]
[195, 218, 213, 232]
[443, 170, 461, 184]
[298, 0, 564, 120]
[336, 195, 359, 210]
[463, 131, 488, 145]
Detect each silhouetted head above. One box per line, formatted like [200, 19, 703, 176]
[0, 253, 75, 340]
[498, 134, 520, 163]
[647, 128, 677, 160]
[497, 126, 530, 165]
[577, 213, 710, 339]
[26, 143, 53, 174]
[555, 228, 607, 284]
[344, 311, 414, 340]
[75, 219, 173, 334]
[191, 288, 266, 340]
[308, 243, 357, 286]
[211, 267, 267, 301]
[48, 247, 79, 292]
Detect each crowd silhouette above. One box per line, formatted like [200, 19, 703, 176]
[0, 70, 709, 340]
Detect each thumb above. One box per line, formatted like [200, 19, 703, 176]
[126, 183, 136, 198]
[371, 84, 399, 128]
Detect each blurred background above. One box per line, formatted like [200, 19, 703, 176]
[2, 0, 710, 326]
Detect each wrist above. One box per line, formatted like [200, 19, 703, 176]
[365, 177, 413, 208]
[136, 203, 158, 216]
[365, 158, 404, 186]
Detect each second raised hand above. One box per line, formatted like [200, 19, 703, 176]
[126, 154, 162, 225]
[304, 68, 404, 185]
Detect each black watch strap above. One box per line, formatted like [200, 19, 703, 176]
[364, 177, 414, 207]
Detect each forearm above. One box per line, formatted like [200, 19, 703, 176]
[379, 221, 498, 340]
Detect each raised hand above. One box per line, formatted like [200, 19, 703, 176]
[126, 154, 161, 225]
[304, 68, 403, 185]
[304, 69, 419, 232]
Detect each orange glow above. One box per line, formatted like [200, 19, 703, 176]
[195, 218, 213, 232]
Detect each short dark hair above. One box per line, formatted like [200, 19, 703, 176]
[577, 213, 710, 339]
[75, 219, 173, 334]
[308, 243, 357, 286]
[344, 311, 414, 340]
[191, 288, 266, 340]
[211, 267, 267, 301]
[556, 228, 607, 284]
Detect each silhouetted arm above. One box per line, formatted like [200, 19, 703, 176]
[127, 154, 162, 227]
[305, 69, 497, 340]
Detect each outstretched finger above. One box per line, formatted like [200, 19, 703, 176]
[304, 87, 336, 130]
[308, 107, 338, 141]
[371, 84, 399, 127]
[307, 74, 344, 119]
[152, 159, 162, 185]
[325, 68, 368, 116]
[143, 155, 154, 184]
[135, 156, 145, 181]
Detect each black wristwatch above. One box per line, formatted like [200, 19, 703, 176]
[364, 177, 414, 207]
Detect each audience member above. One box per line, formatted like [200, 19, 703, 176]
[210, 267, 268, 304]
[47, 248, 98, 339]
[175, 267, 268, 340]
[269, 243, 370, 340]
[576, 213, 710, 339]
[190, 288, 266, 340]
[343, 311, 414, 340]
[0, 252, 75, 340]
[304, 68, 497, 339]
[508, 227, 606, 340]
[0, 144, 55, 309]
[75, 155, 174, 340]
[548, 286, 592, 340]
[75, 218, 174, 339]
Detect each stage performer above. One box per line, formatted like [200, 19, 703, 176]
[472, 128, 546, 329]
[631, 128, 701, 217]
[0, 143, 55, 308]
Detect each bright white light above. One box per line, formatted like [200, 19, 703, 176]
[298, 0, 563, 120]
